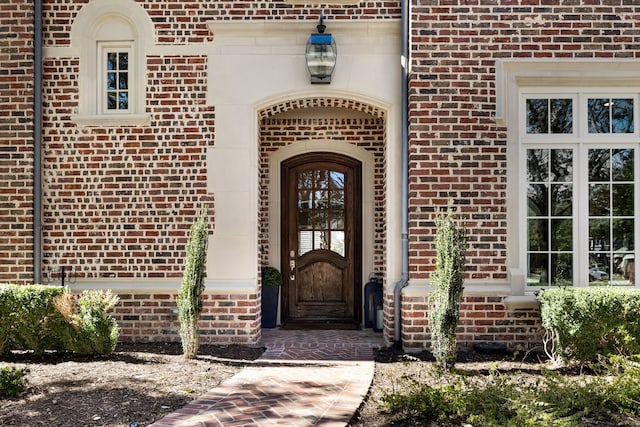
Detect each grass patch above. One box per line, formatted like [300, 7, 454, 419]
[381, 355, 640, 426]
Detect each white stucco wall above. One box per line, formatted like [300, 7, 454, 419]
[205, 20, 402, 294]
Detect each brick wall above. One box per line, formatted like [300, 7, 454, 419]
[401, 294, 541, 352]
[408, 1, 640, 283]
[41, 0, 401, 48]
[0, 0, 35, 283]
[18, 0, 640, 348]
[114, 292, 259, 344]
[41, 55, 213, 281]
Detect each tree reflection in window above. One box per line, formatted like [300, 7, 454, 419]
[527, 98, 573, 134]
[526, 148, 574, 286]
[297, 169, 345, 256]
[106, 51, 129, 111]
[588, 148, 634, 284]
[588, 98, 634, 134]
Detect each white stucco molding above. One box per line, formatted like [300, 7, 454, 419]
[68, 279, 255, 294]
[495, 59, 640, 126]
[403, 280, 512, 298]
[498, 59, 640, 296]
[206, 19, 402, 293]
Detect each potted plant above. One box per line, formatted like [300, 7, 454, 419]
[261, 266, 282, 328]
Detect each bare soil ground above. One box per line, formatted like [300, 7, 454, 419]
[2, 344, 639, 427]
[0, 343, 264, 427]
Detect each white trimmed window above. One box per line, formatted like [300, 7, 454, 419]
[70, 0, 152, 127]
[99, 42, 133, 114]
[521, 90, 639, 288]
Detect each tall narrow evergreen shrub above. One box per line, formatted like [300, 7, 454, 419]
[428, 209, 466, 370]
[177, 207, 209, 359]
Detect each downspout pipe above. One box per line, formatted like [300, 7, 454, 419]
[33, 0, 43, 284]
[393, 0, 410, 348]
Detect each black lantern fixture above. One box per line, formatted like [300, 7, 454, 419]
[305, 15, 337, 84]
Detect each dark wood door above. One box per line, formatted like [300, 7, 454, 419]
[281, 153, 362, 325]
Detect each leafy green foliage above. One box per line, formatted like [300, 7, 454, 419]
[0, 366, 29, 397]
[0, 285, 66, 354]
[177, 207, 209, 359]
[428, 209, 466, 370]
[0, 285, 120, 355]
[53, 290, 120, 355]
[261, 266, 282, 287]
[382, 356, 640, 426]
[538, 288, 640, 363]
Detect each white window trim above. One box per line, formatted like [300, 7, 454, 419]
[98, 42, 133, 115]
[496, 60, 640, 295]
[520, 91, 578, 141]
[69, 0, 153, 127]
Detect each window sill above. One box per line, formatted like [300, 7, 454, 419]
[503, 295, 540, 310]
[72, 114, 151, 128]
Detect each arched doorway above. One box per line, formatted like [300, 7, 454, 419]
[258, 96, 388, 329]
[281, 152, 362, 326]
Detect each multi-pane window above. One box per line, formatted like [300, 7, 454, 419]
[588, 148, 635, 284]
[526, 98, 573, 134]
[526, 148, 574, 286]
[99, 43, 132, 114]
[297, 169, 346, 256]
[588, 98, 634, 134]
[523, 92, 637, 287]
[106, 51, 129, 111]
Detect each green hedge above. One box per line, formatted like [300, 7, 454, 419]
[0, 285, 119, 355]
[538, 288, 640, 363]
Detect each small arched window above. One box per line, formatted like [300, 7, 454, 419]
[71, 0, 153, 126]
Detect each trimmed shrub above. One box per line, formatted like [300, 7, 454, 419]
[178, 206, 209, 359]
[538, 287, 640, 363]
[0, 285, 66, 354]
[53, 290, 120, 355]
[0, 285, 119, 355]
[428, 209, 466, 370]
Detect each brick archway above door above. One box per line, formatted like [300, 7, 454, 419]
[258, 97, 386, 120]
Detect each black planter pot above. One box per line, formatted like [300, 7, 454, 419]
[261, 285, 279, 328]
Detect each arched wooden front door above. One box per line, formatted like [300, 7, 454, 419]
[281, 153, 362, 326]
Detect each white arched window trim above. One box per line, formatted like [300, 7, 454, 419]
[70, 0, 153, 127]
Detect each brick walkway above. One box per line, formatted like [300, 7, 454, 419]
[150, 329, 384, 427]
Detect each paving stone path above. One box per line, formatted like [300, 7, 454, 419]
[150, 329, 384, 427]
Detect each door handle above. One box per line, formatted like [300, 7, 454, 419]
[289, 259, 295, 280]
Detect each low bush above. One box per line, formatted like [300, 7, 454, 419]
[0, 366, 29, 397]
[0, 284, 119, 355]
[54, 290, 120, 354]
[0, 285, 66, 354]
[538, 287, 640, 363]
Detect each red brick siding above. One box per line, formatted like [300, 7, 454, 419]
[41, 55, 213, 281]
[0, 0, 35, 283]
[401, 295, 541, 352]
[114, 292, 259, 344]
[12, 0, 639, 349]
[42, 0, 402, 47]
[409, 1, 640, 283]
